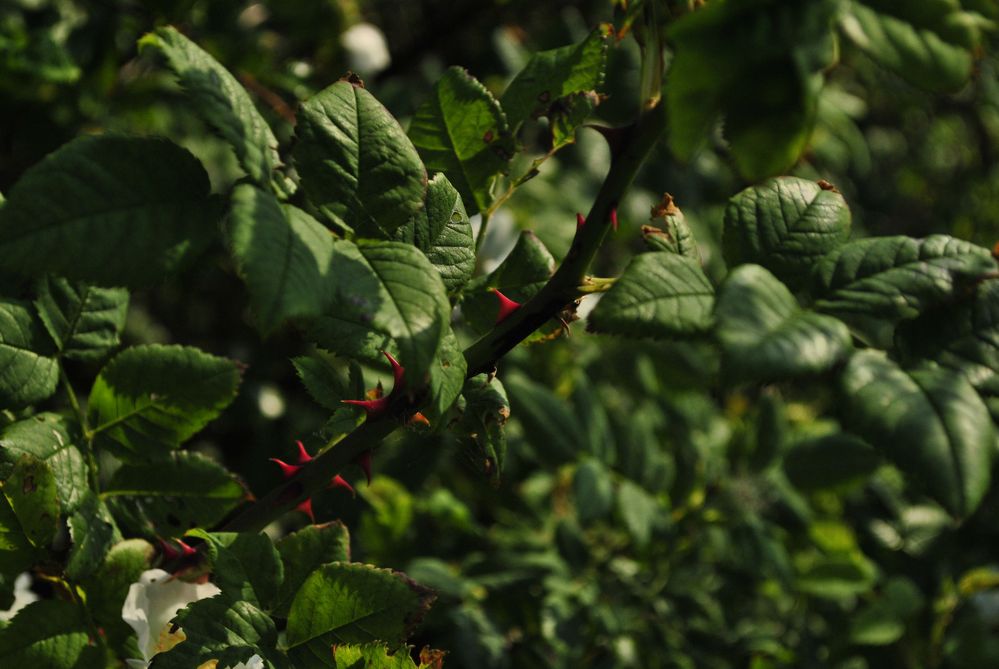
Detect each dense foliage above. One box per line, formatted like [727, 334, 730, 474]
[2, 1, 999, 668]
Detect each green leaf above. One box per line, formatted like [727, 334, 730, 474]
[797, 553, 877, 599]
[227, 184, 337, 334]
[714, 265, 852, 382]
[103, 451, 248, 537]
[617, 480, 659, 548]
[66, 493, 121, 581]
[549, 92, 603, 151]
[139, 26, 292, 194]
[574, 459, 614, 525]
[811, 235, 996, 348]
[394, 173, 475, 295]
[643, 197, 701, 262]
[306, 241, 451, 384]
[501, 25, 610, 141]
[294, 80, 427, 236]
[841, 1, 977, 93]
[424, 329, 468, 421]
[0, 299, 59, 410]
[454, 374, 510, 484]
[783, 433, 882, 492]
[503, 371, 584, 465]
[292, 353, 356, 412]
[849, 577, 924, 646]
[408, 67, 514, 215]
[34, 277, 128, 362]
[1, 453, 59, 548]
[286, 562, 435, 667]
[895, 279, 999, 400]
[0, 494, 34, 587]
[274, 521, 351, 618]
[723, 177, 851, 285]
[460, 231, 556, 336]
[333, 644, 440, 669]
[80, 539, 155, 652]
[188, 531, 283, 610]
[840, 351, 996, 517]
[150, 596, 288, 669]
[88, 345, 242, 462]
[0, 414, 88, 514]
[587, 253, 714, 339]
[666, 0, 839, 180]
[0, 600, 103, 668]
[0, 135, 221, 286]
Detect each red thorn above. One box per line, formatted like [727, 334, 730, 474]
[176, 539, 197, 558]
[342, 396, 391, 416]
[356, 451, 372, 486]
[159, 538, 181, 560]
[270, 458, 302, 479]
[330, 474, 356, 496]
[382, 351, 405, 389]
[576, 213, 586, 229]
[491, 288, 522, 324]
[610, 208, 619, 231]
[295, 440, 313, 464]
[296, 497, 315, 522]
[159, 538, 197, 560]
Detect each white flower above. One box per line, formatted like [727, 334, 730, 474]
[0, 572, 39, 621]
[341, 23, 391, 75]
[121, 568, 221, 668]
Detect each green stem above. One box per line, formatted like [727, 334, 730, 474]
[474, 211, 492, 255]
[221, 102, 668, 533]
[60, 368, 99, 493]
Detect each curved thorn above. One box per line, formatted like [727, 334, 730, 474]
[491, 288, 522, 324]
[610, 208, 619, 231]
[295, 440, 313, 464]
[341, 396, 391, 416]
[295, 497, 315, 522]
[270, 458, 301, 479]
[576, 213, 586, 229]
[330, 475, 356, 496]
[382, 351, 405, 390]
[356, 451, 372, 486]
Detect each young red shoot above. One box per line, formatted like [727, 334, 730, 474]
[610, 208, 619, 231]
[408, 411, 431, 428]
[576, 212, 586, 229]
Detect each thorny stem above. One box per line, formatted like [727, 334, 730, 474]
[464, 102, 667, 376]
[221, 101, 668, 533]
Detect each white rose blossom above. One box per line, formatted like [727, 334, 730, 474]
[0, 572, 39, 621]
[121, 568, 221, 668]
[341, 22, 391, 75]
